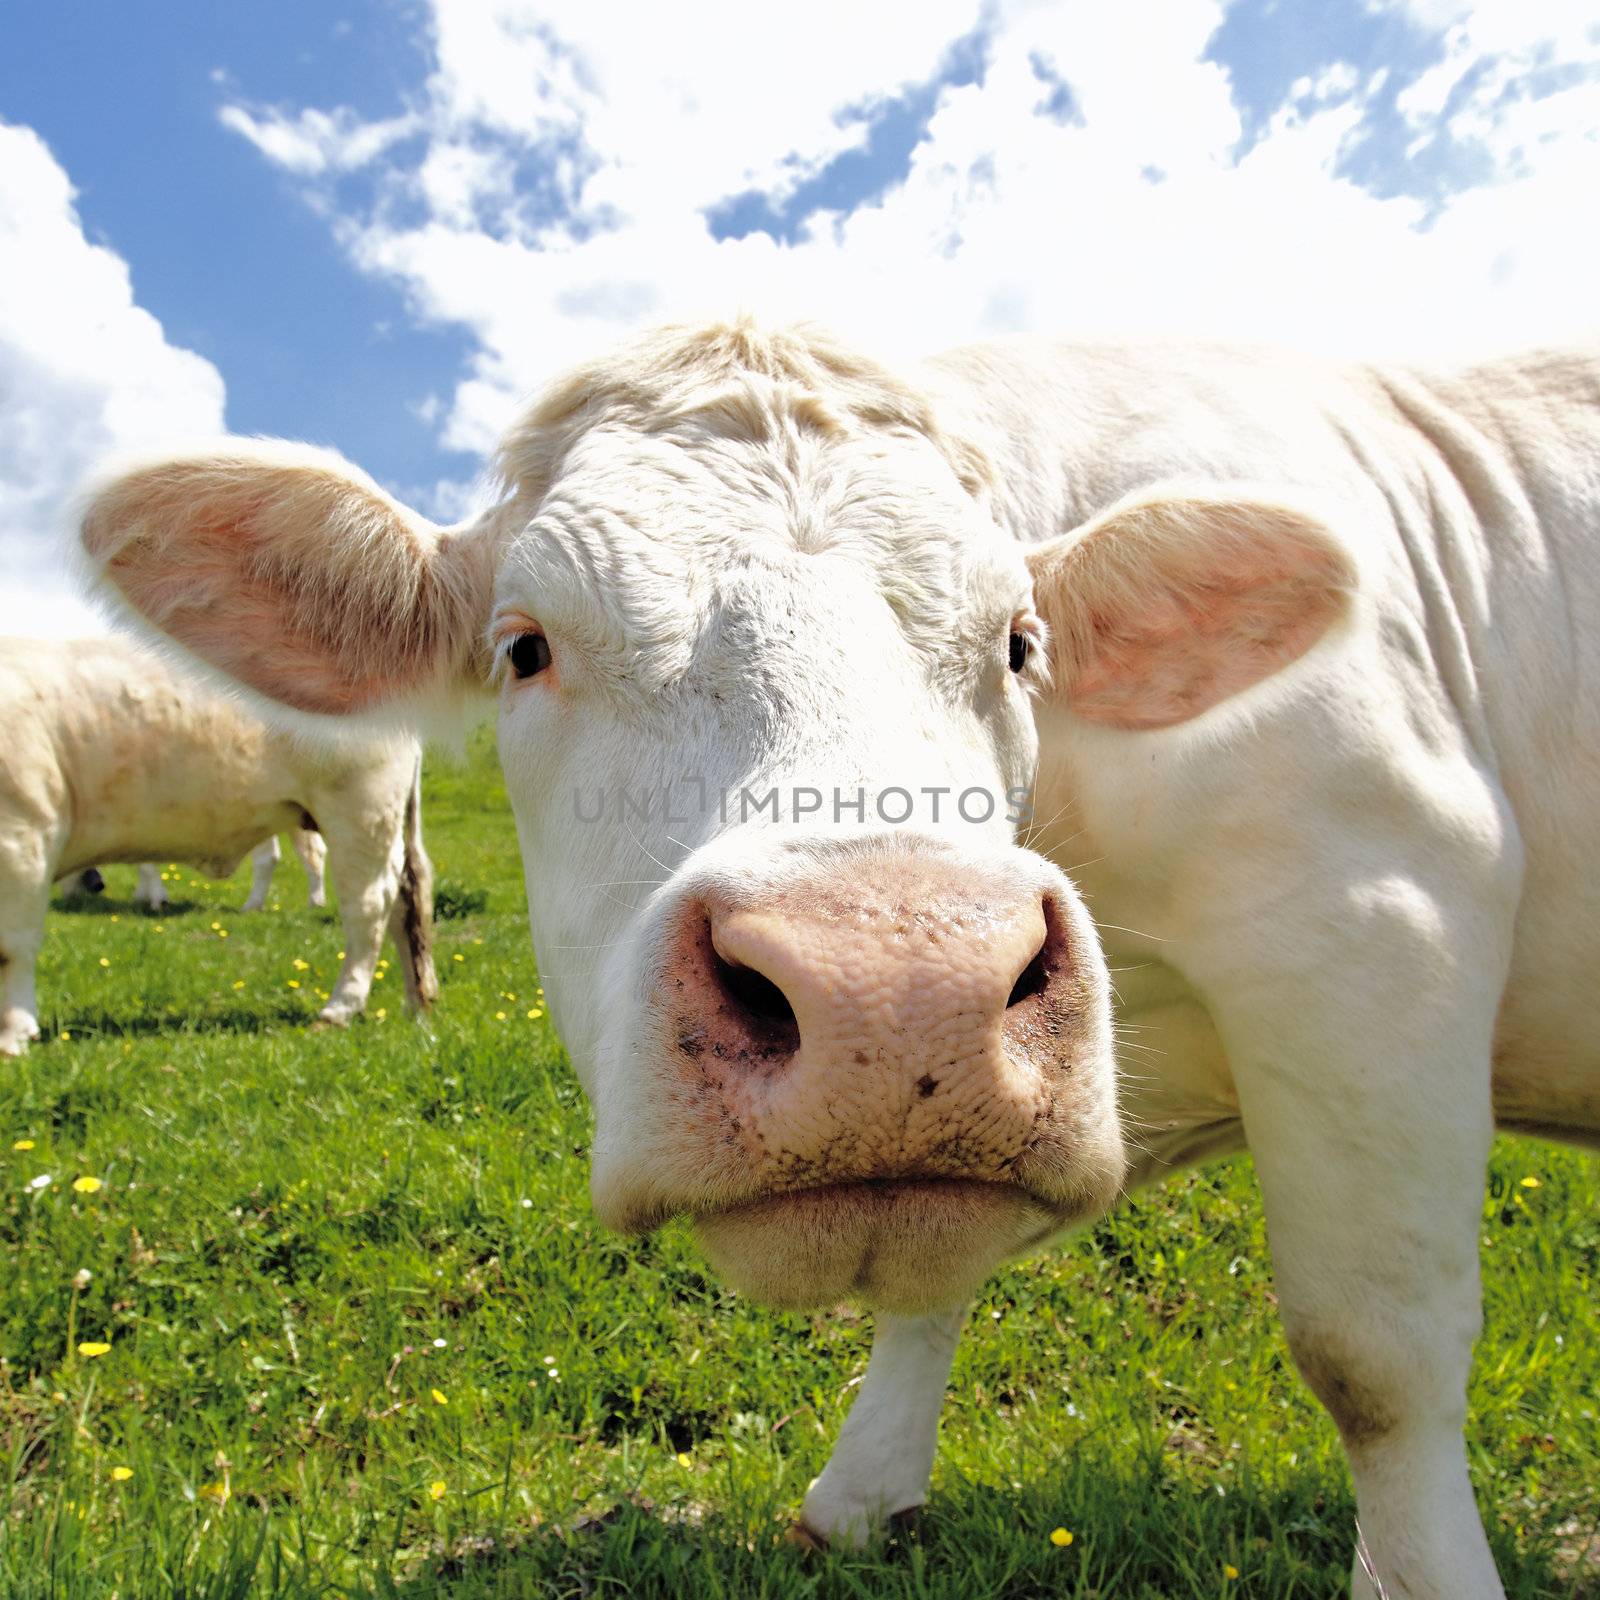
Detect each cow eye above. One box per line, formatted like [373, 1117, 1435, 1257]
[508, 633, 551, 679]
[1008, 632, 1031, 673]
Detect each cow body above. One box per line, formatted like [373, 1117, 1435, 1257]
[78, 325, 1600, 1599]
[0, 635, 437, 1053]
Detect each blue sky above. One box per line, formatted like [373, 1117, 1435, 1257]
[3, 1, 1597, 630]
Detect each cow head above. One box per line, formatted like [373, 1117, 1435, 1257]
[78, 322, 1352, 1312]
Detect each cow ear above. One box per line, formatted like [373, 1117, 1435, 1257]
[1027, 488, 1357, 730]
[80, 440, 498, 721]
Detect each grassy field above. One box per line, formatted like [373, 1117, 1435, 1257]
[1, 727, 1595, 1599]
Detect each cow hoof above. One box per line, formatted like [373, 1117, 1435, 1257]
[312, 1010, 353, 1031]
[786, 1521, 827, 1553]
[0, 1024, 39, 1058]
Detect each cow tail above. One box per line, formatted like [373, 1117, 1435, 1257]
[392, 752, 439, 1011]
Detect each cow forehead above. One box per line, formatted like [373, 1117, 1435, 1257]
[492, 419, 1032, 676]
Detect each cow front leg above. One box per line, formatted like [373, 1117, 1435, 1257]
[798, 1307, 965, 1547]
[1217, 928, 1507, 1600]
[241, 836, 280, 911]
[314, 822, 402, 1027]
[0, 847, 50, 1057]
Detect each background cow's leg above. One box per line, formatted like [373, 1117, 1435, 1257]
[314, 808, 404, 1027]
[384, 761, 436, 1013]
[799, 1307, 966, 1546]
[1216, 908, 1508, 1600]
[241, 836, 280, 911]
[133, 863, 168, 910]
[0, 840, 50, 1057]
[290, 828, 327, 908]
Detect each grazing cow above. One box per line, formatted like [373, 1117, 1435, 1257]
[0, 635, 438, 1054]
[79, 323, 1600, 1600]
[60, 830, 329, 913]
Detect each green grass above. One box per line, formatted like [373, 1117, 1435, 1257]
[1, 727, 1595, 1598]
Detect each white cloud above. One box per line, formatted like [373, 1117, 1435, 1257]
[220, 0, 1600, 460]
[0, 122, 226, 635]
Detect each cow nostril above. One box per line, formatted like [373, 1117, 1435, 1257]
[712, 950, 801, 1050]
[1006, 939, 1051, 1009]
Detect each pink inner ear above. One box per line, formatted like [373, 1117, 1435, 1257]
[108, 516, 420, 717]
[1069, 546, 1348, 731]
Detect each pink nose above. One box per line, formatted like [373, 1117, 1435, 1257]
[662, 853, 1079, 1191]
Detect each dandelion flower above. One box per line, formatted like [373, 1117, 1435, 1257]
[429, 1480, 446, 1501]
[495, 1011, 506, 1021]
[12, 1139, 35, 1151]
[210, 922, 221, 931]
[287, 980, 300, 989]
[431, 1388, 448, 1406]
[72, 1175, 102, 1194]
[78, 1341, 112, 1357]
[452, 953, 464, 963]
[1224, 1564, 1239, 1580]
[676, 1451, 692, 1468]
[98, 957, 110, 968]
[1520, 1175, 1542, 1189]
[233, 980, 245, 990]
[110, 1466, 133, 1482]
[375, 1007, 387, 1020]
[1049, 1528, 1073, 1547]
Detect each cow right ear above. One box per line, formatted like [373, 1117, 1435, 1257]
[79, 439, 499, 722]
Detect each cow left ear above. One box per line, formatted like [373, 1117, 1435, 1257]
[1027, 488, 1358, 731]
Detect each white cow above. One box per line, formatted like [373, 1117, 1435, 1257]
[0, 635, 438, 1053]
[61, 831, 328, 912]
[79, 323, 1600, 1600]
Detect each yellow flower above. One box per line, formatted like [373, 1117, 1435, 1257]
[431, 1388, 448, 1406]
[210, 922, 221, 931]
[12, 1139, 35, 1151]
[375, 1007, 387, 1020]
[98, 957, 110, 968]
[232, 980, 245, 990]
[292, 958, 309, 971]
[110, 1466, 133, 1482]
[60, 1030, 71, 1040]
[287, 980, 300, 989]
[199, 1479, 229, 1503]
[675, 1451, 692, 1468]
[495, 1011, 507, 1021]
[72, 1175, 103, 1194]
[1049, 1527, 1073, 1547]
[452, 953, 465, 963]
[78, 1341, 112, 1357]
[217, 929, 228, 939]
[1224, 1563, 1239, 1580]
[527, 1008, 544, 1020]
[429, 1479, 446, 1501]
[1520, 1175, 1542, 1189]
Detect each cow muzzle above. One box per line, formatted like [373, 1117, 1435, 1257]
[595, 836, 1124, 1312]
